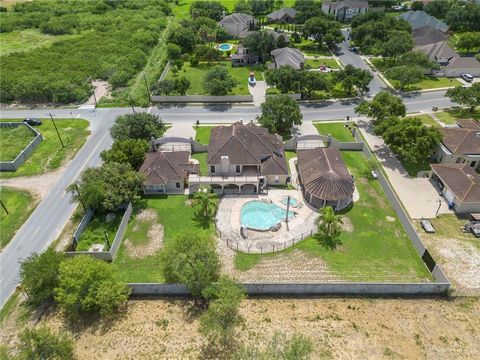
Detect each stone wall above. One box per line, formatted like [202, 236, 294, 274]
[0, 122, 43, 171]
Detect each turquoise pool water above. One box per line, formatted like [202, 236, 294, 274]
[217, 43, 234, 51]
[241, 201, 294, 231]
[281, 196, 298, 206]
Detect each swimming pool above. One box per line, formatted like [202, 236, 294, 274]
[217, 43, 234, 51]
[281, 196, 298, 207]
[241, 200, 295, 231]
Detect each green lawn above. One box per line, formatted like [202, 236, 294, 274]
[236, 151, 433, 283]
[293, 38, 332, 56]
[168, 61, 265, 95]
[404, 114, 440, 128]
[194, 126, 215, 144]
[75, 212, 123, 251]
[191, 152, 208, 175]
[305, 58, 340, 69]
[435, 108, 480, 124]
[0, 119, 90, 178]
[0, 124, 35, 161]
[0, 187, 38, 249]
[314, 122, 354, 142]
[114, 195, 216, 282]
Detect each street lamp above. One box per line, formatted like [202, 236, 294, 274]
[435, 198, 442, 217]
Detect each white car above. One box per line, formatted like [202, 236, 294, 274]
[371, 170, 378, 179]
[461, 73, 474, 82]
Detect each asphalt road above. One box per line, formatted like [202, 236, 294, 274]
[0, 49, 457, 308]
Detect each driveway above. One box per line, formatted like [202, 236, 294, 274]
[358, 120, 451, 219]
[249, 80, 267, 106]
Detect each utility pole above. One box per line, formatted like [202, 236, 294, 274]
[49, 113, 65, 148]
[92, 91, 98, 108]
[142, 72, 150, 103]
[436, 198, 442, 217]
[129, 94, 136, 114]
[0, 200, 9, 215]
[74, 183, 87, 213]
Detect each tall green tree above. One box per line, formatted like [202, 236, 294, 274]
[161, 231, 220, 299]
[300, 71, 332, 99]
[355, 91, 406, 122]
[264, 66, 301, 93]
[446, 83, 480, 112]
[190, 1, 228, 21]
[380, 31, 414, 61]
[257, 94, 303, 134]
[203, 66, 237, 96]
[304, 17, 342, 50]
[192, 187, 219, 219]
[385, 65, 424, 90]
[110, 113, 166, 141]
[244, 31, 278, 63]
[55, 256, 130, 319]
[16, 327, 75, 360]
[316, 206, 342, 239]
[100, 139, 148, 170]
[335, 65, 373, 95]
[456, 32, 480, 52]
[20, 248, 64, 306]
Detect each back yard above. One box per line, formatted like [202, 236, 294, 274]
[0, 119, 90, 178]
[435, 108, 480, 124]
[314, 122, 354, 142]
[0, 124, 35, 161]
[305, 58, 341, 70]
[233, 151, 432, 283]
[75, 212, 123, 252]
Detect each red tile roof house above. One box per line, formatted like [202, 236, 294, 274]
[189, 122, 289, 195]
[432, 119, 480, 171]
[430, 163, 480, 213]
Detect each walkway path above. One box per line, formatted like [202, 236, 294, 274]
[248, 80, 267, 106]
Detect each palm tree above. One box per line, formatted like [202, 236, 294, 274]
[192, 187, 218, 219]
[315, 206, 343, 239]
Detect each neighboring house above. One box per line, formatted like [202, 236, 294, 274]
[398, 10, 449, 32]
[139, 151, 198, 194]
[444, 56, 480, 77]
[430, 163, 480, 213]
[432, 119, 480, 170]
[218, 13, 256, 38]
[412, 25, 448, 46]
[297, 147, 355, 210]
[415, 41, 458, 65]
[266, 29, 290, 45]
[231, 44, 259, 67]
[321, 1, 368, 22]
[270, 47, 305, 70]
[267, 7, 297, 23]
[199, 122, 289, 194]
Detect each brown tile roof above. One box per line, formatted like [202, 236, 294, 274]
[431, 163, 480, 203]
[297, 147, 355, 202]
[440, 119, 480, 155]
[139, 151, 198, 186]
[207, 122, 288, 175]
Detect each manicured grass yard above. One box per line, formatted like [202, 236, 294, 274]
[404, 114, 440, 128]
[236, 151, 433, 283]
[75, 212, 123, 251]
[114, 195, 215, 282]
[194, 126, 214, 144]
[168, 61, 265, 95]
[0, 119, 90, 178]
[191, 152, 208, 175]
[435, 108, 480, 124]
[0, 124, 35, 161]
[314, 122, 354, 142]
[305, 58, 340, 69]
[294, 38, 332, 56]
[0, 187, 38, 249]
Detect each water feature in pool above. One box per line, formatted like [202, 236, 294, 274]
[281, 196, 298, 207]
[217, 43, 234, 51]
[241, 200, 295, 231]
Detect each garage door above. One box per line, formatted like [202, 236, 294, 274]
[444, 189, 455, 203]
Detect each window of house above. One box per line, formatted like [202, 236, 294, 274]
[210, 165, 215, 174]
[471, 161, 477, 168]
[176, 182, 181, 189]
[236, 165, 241, 173]
[274, 175, 280, 183]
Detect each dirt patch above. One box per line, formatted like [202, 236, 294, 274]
[83, 80, 111, 105]
[0, 167, 64, 199]
[184, 199, 193, 207]
[124, 209, 164, 258]
[341, 216, 354, 232]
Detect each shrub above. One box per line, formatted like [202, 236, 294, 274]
[17, 327, 75, 360]
[110, 112, 166, 141]
[202, 66, 236, 96]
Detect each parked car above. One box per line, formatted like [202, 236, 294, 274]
[371, 170, 378, 179]
[23, 118, 42, 126]
[461, 73, 474, 82]
[420, 219, 435, 233]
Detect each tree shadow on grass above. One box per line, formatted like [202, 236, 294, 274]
[314, 233, 342, 250]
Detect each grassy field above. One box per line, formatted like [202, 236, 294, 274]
[294, 38, 332, 56]
[305, 58, 340, 69]
[194, 126, 215, 144]
[191, 152, 208, 175]
[0, 124, 35, 161]
[114, 195, 215, 282]
[0, 119, 90, 178]
[236, 151, 432, 282]
[404, 114, 440, 128]
[314, 122, 354, 142]
[167, 61, 264, 95]
[0, 187, 38, 249]
[435, 108, 480, 124]
[75, 212, 123, 251]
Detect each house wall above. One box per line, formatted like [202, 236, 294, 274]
[266, 174, 288, 186]
[433, 145, 480, 170]
[444, 67, 480, 77]
[144, 181, 183, 194]
[455, 201, 480, 214]
[209, 163, 246, 176]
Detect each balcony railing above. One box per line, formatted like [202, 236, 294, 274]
[189, 174, 260, 184]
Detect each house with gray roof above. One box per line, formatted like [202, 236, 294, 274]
[412, 25, 448, 46]
[270, 47, 305, 70]
[430, 163, 480, 213]
[218, 13, 256, 38]
[297, 147, 355, 210]
[139, 151, 199, 194]
[321, 1, 368, 22]
[267, 7, 297, 23]
[398, 10, 448, 32]
[444, 56, 480, 77]
[432, 119, 480, 171]
[416, 41, 458, 65]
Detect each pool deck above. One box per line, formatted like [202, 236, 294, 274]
[215, 189, 319, 253]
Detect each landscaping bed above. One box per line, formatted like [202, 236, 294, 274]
[191, 152, 208, 175]
[0, 124, 35, 161]
[0, 119, 90, 178]
[234, 151, 433, 283]
[193, 125, 214, 144]
[314, 122, 354, 142]
[0, 187, 38, 249]
[114, 195, 215, 283]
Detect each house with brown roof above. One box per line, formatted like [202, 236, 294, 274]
[297, 147, 355, 210]
[270, 47, 305, 70]
[190, 122, 289, 194]
[139, 151, 199, 194]
[432, 119, 480, 171]
[430, 163, 480, 213]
